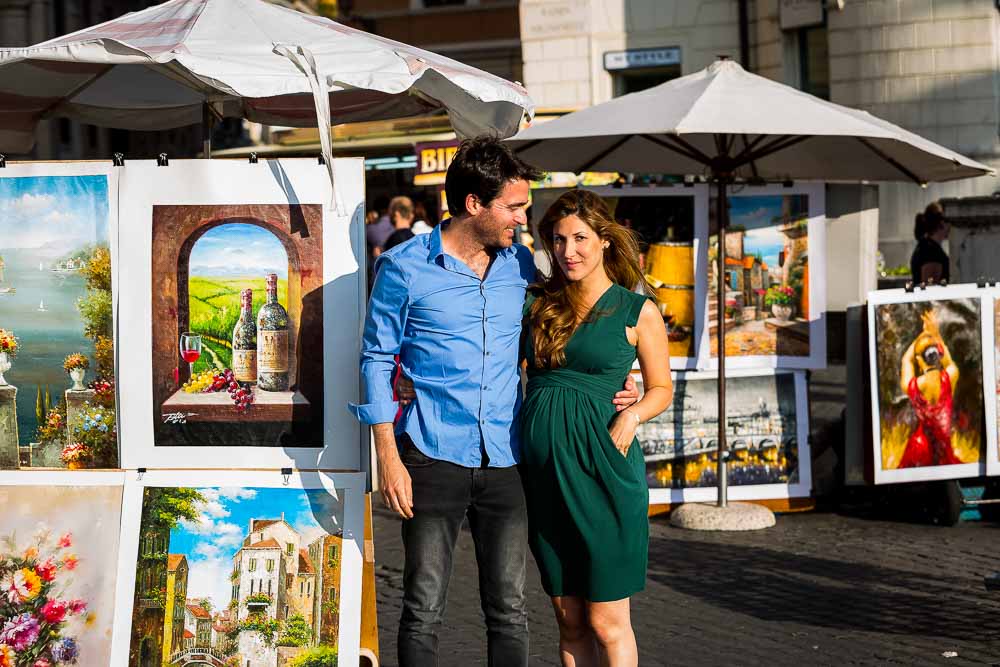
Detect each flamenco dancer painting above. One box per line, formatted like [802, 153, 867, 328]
[874, 298, 983, 474]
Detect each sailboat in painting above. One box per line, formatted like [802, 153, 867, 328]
[37, 299, 46, 312]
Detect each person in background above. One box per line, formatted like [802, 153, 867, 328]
[910, 201, 949, 284]
[384, 196, 416, 252]
[367, 194, 395, 260]
[412, 200, 434, 235]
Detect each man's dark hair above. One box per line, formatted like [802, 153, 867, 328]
[445, 135, 542, 217]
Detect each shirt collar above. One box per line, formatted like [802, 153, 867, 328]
[426, 220, 517, 265]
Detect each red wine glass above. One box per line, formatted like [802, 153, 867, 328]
[179, 332, 202, 379]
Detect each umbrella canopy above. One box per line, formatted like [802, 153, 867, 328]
[0, 0, 534, 155]
[509, 59, 992, 184]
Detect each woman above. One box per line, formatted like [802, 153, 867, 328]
[521, 190, 673, 667]
[910, 201, 949, 284]
[898, 310, 963, 468]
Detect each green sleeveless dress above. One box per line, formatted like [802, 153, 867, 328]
[520, 283, 650, 602]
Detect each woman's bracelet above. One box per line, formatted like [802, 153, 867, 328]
[625, 408, 641, 425]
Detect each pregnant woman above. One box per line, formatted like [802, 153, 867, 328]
[521, 190, 673, 667]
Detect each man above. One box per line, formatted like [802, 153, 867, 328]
[383, 195, 417, 252]
[350, 136, 636, 667]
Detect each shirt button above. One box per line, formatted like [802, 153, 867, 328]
[483, 386, 489, 391]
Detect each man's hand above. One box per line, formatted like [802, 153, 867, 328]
[613, 373, 640, 412]
[396, 374, 416, 407]
[373, 423, 413, 519]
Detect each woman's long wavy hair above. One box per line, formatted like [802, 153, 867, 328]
[530, 190, 652, 369]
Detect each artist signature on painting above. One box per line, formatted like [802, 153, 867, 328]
[163, 412, 198, 424]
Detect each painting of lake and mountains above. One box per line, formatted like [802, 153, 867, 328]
[0, 170, 118, 469]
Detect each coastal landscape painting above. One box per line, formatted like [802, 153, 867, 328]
[0, 165, 118, 469]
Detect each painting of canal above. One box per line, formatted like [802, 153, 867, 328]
[709, 193, 812, 360]
[127, 485, 345, 667]
[638, 370, 810, 500]
[0, 167, 118, 469]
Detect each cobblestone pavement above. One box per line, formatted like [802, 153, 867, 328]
[373, 507, 1000, 666]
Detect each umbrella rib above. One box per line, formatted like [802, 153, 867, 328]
[640, 134, 708, 165]
[741, 135, 812, 166]
[37, 64, 115, 120]
[656, 134, 714, 166]
[740, 135, 760, 180]
[577, 135, 631, 172]
[857, 137, 926, 185]
[732, 134, 767, 165]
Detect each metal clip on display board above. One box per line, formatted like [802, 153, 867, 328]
[157, 153, 169, 167]
[0, 155, 6, 168]
[281, 467, 293, 486]
[904, 281, 915, 293]
[113, 153, 125, 167]
[978, 276, 989, 288]
[317, 155, 326, 165]
[249, 152, 258, 164]
[137, 467, 146, 481]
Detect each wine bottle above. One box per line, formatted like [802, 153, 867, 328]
[256, 273, 289, 391]
[232, 288, 257, 383]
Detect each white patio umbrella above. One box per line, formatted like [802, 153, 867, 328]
[0, 0, 534, 207]
[508, 58, 994, 512]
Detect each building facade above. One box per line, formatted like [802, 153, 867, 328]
[308, 534, 344, 645]
[162, 554, 189, 663]
[520, 0, 1000, 288]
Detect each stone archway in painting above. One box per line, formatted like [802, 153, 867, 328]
[150, 204, 323, 447]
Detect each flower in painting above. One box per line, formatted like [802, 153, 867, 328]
[40, 600, 68, 624]
[23, 547, 37, 561]
[0, 645, 13, 667]
[35, 559, 57, 583]
[67, 599, 87, 615]
[60, 554, 78, 571]
[0, 613, 40, 651]
[57, 533, 72, 549]
[33, 659, 51, 667]
[50, 638, 78, 663]
[2, 568, 42, 603]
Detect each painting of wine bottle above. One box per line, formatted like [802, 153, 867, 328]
[149, 205, 324, 449]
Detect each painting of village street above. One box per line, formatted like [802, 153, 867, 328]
[638, 372, 802, 490]
[0, 484, 123, 666]
[127, 486, 344, 667]
[709, 194, 811, 358]
[0, 173, 118, 469]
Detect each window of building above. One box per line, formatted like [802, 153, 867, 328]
[300, 581, 304, 595]
[329, 587, 336, 602]
[613, 65, 682, 97]
[327, 545, 337, 561]
[267, 579, 272, 595]
[798, 24, 829, 100]
[266, 559, 274, 573]
[248, 559, 257, 572]
[287, 543, 294, 556]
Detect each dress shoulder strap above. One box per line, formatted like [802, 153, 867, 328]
[624, 288, 653, 327]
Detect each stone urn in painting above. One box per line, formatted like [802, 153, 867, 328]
[771, 304, 793, 321]
[0, 351, 10, 387]
[63, 353, 89, 391]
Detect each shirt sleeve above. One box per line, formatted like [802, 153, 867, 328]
[348, 254, 409, 424]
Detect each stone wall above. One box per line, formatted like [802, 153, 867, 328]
[0, 386, 17, 468]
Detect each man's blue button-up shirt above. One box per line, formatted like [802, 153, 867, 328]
[349, 223, 536, 468]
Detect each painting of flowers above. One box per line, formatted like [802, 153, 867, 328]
[0, 484, 122, 665]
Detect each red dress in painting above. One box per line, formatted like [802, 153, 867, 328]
[900, 371, 963, 468]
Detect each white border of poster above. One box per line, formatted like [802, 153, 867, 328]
[867, 284, 991, 484]
[0, 161, 122, 470]
[580, 185, 710, 371]
[640, 368, 811, 505]
[986, 288, 1000, 477]
[110, 469, 366, 667]
[700, 182, 827, 371]
[116, 159, 366, 471]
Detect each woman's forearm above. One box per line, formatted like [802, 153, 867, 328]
[624, 386, 673, 424]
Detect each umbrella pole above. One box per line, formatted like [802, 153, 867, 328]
[715, 175, 729, 508]
[202, 101, 213, 159]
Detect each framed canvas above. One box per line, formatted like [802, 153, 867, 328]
[111, 469, 366, 667]
[702, 183, 827, 370]
[0, 471, 126, 665]
[116, 159, 366, 470]
[0, 163, 120, 470]
[867, 284, 989, 484]
[636, 369, 811, 504]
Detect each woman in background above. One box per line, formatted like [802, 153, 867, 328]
[910, 201, 949, 284]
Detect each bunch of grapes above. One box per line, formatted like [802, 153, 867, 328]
[207, 368, 255, 414]
[182, 369, 216, 394]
